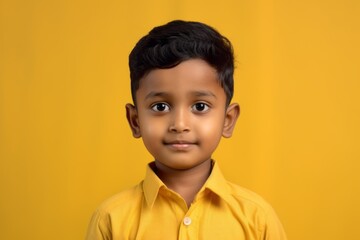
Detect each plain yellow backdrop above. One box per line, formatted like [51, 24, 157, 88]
[1, 0, 360, 239]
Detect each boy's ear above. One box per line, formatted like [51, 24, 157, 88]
[222, 103, 240, 138]
[125, 103, 141, 138]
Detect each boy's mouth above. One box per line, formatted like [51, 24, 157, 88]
[163, 140, 197, 151]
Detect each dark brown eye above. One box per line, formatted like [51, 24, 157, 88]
[151, 103, 170, 112]
[192, 103, 209, 112]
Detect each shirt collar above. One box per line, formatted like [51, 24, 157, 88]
[142, 162, 165, 208]
[202, 161, 233, 205]
[142, 161, 232, 208]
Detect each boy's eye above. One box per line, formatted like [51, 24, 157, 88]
[151, 103, 170, 112]
[192, 102, 209, 112]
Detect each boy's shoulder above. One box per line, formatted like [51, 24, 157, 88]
[94, 182, 143, 215]
[206, 162, 276, 217]
[86, 183, 146, 239]
[228, 181, 269, 204]
[224, 180, 277, 217]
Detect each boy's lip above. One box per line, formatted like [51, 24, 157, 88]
[164, 139, 197, 144]
[163, 140, 197, 151]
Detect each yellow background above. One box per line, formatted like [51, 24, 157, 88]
[1, 0, 359, 239]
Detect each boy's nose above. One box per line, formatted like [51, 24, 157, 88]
[168, 108, 190, 133]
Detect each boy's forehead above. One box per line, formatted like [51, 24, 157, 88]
[135, 59, 226, 101]
[139, 59, 219, 88]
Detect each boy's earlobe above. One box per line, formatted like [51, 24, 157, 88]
[222, 103, 240, 138]
[125, 103, 141, 138]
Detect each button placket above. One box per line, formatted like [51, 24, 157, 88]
[178, 200, 199, 239]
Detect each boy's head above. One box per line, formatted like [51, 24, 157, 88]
[126, 20, 240, 171]
[129, 20, 234, 105]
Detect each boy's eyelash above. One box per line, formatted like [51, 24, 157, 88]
[149, 102, 211, 112]
[192, 102, 211, 112]
[150, 102, 171, 112]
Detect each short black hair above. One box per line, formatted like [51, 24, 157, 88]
[129, 20, 235, 105]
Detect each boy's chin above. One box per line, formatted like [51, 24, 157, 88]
[154, 158, 212, 172]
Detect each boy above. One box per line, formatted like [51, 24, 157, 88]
[86, 20, 287, 240]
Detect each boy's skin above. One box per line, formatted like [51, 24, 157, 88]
[126, 58, 240, 207]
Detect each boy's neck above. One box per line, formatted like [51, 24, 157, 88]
[154, 159, 213, 208]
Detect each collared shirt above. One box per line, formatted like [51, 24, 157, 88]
[86, 161, 287, 240]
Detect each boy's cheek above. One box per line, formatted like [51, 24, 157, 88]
[140, 120, 165, 135]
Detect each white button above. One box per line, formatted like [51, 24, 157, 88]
[183, 217, 192, 226]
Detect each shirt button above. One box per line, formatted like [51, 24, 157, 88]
[183, 217, 192, 226]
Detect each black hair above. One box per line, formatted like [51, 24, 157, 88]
[129, 20, 234, 105]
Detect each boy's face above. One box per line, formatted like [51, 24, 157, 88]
[126, 59, 239, 171]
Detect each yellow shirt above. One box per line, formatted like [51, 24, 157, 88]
[86, 161, 287, 240]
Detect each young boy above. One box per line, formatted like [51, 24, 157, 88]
[86, 20, 287, 240]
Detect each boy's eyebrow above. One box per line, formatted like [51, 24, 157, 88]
[191, 90, 217, 98]
[144, 90, 217, 100]
[144, 91, 169, 100]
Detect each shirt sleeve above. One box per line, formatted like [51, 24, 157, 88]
[262, 206, 288, 240]
[85, 209, 113, 240]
